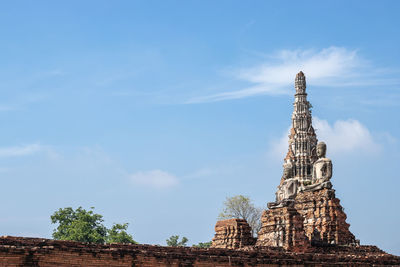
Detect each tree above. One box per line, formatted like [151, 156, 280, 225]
[192, 241, 212, 248]
[51, 207, 136, 244]
[51, 207, 107, 243]
[106, 223, 137, 244]
[166, 235, 188, 247]
[218, 195, 262, 237]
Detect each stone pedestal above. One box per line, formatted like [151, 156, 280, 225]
[211, 219, 256, 249]
[256, 207, 309, 250]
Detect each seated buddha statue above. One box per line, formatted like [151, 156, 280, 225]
[302, 141, 333, 192]
[268, 163, 298, 209]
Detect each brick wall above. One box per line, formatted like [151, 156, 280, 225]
[0, 236, 399, 266]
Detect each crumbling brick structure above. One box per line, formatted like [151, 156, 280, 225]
[256, 188, 356, 250]
[211, 218, 256, 249]
[294, 188, 356, 246]
[256, 207, 309, 250]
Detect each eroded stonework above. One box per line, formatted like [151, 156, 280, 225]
[256, 207, 309, 250]
[211, 219, 256, 249]
[294, 188, 356, 246]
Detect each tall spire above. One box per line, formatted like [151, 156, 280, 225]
[285, 71, 317, 181]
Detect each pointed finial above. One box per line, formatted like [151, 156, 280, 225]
[295, 71, 306, 94]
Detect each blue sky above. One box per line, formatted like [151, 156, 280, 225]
[0, 0, 400, 255]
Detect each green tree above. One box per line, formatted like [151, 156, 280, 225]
[166, 235, 188, 247]
[106, 223, 137, 244]
[51, 207, 107, 243]
[51, 207, 136, 244]
[218, 195, 262, 237]
[192, 241, 212, 248]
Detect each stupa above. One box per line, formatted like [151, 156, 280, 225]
[256, 71, 357, 249]
[212, 71, 358, 250]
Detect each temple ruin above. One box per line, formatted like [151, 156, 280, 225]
[0, 71, 398, 266]
[212, 71, 359, 250]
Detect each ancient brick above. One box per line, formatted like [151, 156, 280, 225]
[0, 236, 398, 266]
[211, 218, 256, 249]
[294, 188, 357, 246]
[256, 207, 310, 251]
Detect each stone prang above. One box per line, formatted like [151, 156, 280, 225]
[212, 71, 359, 250]
[257, 71, 357, 249]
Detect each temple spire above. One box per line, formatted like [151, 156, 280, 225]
[295, 71, 306, 94]
[285, 71, 317, 181]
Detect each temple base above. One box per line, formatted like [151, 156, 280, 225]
[294, 188, 358, 246]
[256, 207, 309, 250]
[257, 188, 358, 250]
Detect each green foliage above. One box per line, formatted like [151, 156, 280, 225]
[218, 195, 262, 237]
[51, 207, 107, 244]
[192, 241, 212, 248]
[51, 207, 136, 244]
[166, 235, 188, 247]
[106, 223, 137, 244]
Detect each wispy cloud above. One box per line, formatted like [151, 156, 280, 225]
[269, 118, 380, 160]
[188, 47, 398, 103]
[129, 170, 179, 189]
[0, 144, 43, 157]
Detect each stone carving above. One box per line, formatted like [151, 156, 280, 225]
[301, 142, 332, 192]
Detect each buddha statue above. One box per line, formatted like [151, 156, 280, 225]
[302, 142, 333, 191]
[268, 163, 299, 209]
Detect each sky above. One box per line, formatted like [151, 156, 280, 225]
[0, 0, 399, 255]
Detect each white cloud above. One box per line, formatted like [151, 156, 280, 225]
[313, 117, 380, 155]
[129, 170, 179, 189]
[188, 47, 397, 103]
[0, 144, 43, 157]
[269, 118, 380, 160]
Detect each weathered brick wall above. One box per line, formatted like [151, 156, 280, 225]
[0, 236, 399, 266]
